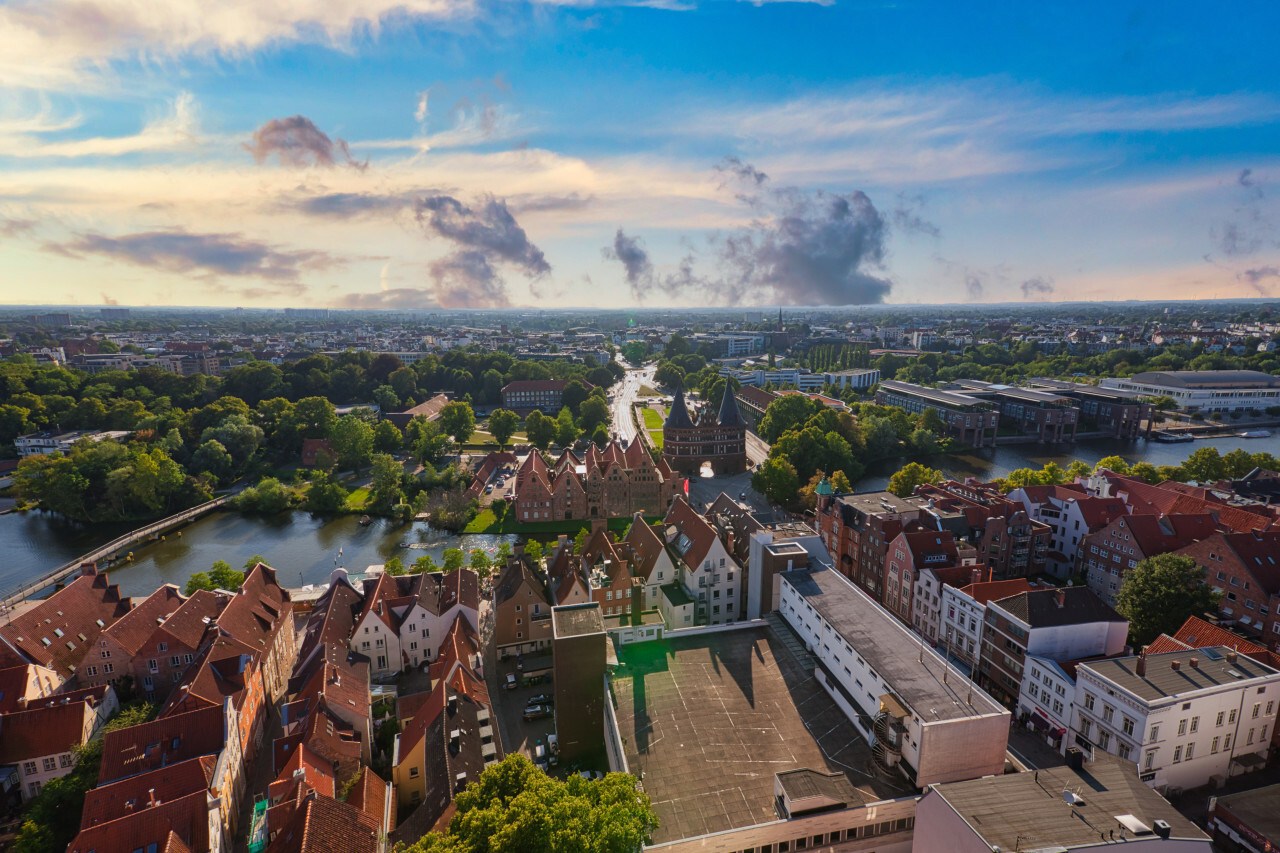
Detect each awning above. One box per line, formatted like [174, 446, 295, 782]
[1028, 712, 1050, 731]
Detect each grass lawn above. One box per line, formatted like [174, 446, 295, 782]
[637, 385, 662, 397]
[648, 429, 664, 450]
[640, 408, 665, 430]
[464, 505, 661, 536]
[344, 487, 370, 510]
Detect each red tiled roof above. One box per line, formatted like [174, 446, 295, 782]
[0, 698, 92, 762]
[1074, 496, 1128, 529]
[1122, 513, 1218, 554]
[214, 562, 290, 654]
[396, 691, 431, 725]
[68, 791, 214, 853]
[1166, 494, 1275, 534]
[99, 705, 224, 783]
[265, 793, 380, 853]
[80, 755, 217, 830]
[0, 664, 56, 714]
[160, 635, 260, 718]
[156, 589, 230, 650]
[269, 743, 336, 803]
[344, 767, 388, 825]
[0, 568, 131, 677]
[102, 585, 186, 657]
[663, 496, 718, 570]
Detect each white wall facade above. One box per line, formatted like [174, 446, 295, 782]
[1072, 663, 1280, 792]
[940, 586, 984, 671]
[1018, 653, 1074, 734]
[353, 613, 401, 679]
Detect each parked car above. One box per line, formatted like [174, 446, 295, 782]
[526, 693, 554, 707]
[523, 704, 551, 721]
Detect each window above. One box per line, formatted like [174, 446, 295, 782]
[1079, 719, 1092, 738]
[1190, 716, 1199, 733]
[1217, 711, 1225, 727]
[1172, 745, 1183, 763]
[42, 757, 56, 772]
[183, 653, 193, 664]
[1185, 743, 1195, 760]
[1122, 716, 1134, 736]
[1144, 751, 1155, 770]
[22, 761, 36, 775]
[1247, 728, 1255, 746]
[1177, 719, 1187, 736]
[1230, 709, 1238, 724]
[1084, 693, 1096, 711]
[410, 767, 419, 778]
[1098, 731, 1111, 751]
[1118, 743, 1131, 760]
[1253, 703, 1261, 719]
[59, 753, 73, 768]
[170, 655, 181, 667]
[158, 642, 167, 652]
[1211, 737, 1220, 754]
[1224, 734, 1232, 751]
[1102, 705, 1114, 723]
[148, 659, 158, 671]
[1268, 701, 1275, 716]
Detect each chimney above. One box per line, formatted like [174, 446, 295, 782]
[630, 579, 643, 628]
[147, 788, 157, 807]
[590, 517, 607, 536]
[1065, 747, 1084, 771]
[1171, 660, 1181, 671]
[1136, 647, 1148, 678]
[1227, 650, 1238, 664]
[1054, 588, 1066, 608]
[1190, 657, 1199, 669]
[970, 567, 982, 586]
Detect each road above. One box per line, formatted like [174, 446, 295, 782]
[610, 363, 656, 444]
[745, 431, 770, 467]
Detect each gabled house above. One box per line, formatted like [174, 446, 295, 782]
[0, 564, 131, 683]
[1009, 484, 1128, 575]
[83, 584, 187, 691]
[492, 553, 553, 656]
[0, 662, 60, 714]
[130, 589, 231, 703]
[661, 496, 741, 626]
[0, 686, 118, 801]
[352, 572, 404, 680]
[622, 512, 679, 610]
[885, 529, 961, 625]
[1174, 530, 1280, 643]
[213, 563, 295, 700]
[1083, 512, 1218, 606]
[99, 705, 227, 783]
[394, 570, 481, 670]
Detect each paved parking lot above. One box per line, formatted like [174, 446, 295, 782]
[490, 655, 558, 766]
[610, 627, 908, 845]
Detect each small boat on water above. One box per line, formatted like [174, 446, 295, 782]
[358, 515, 373, 527]
[1151, 430, 1195, 443]
[1238, 429, 1273, 438]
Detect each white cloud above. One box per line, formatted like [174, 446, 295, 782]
[0, 91, 201, 158]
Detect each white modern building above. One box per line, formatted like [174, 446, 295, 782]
[779, 561, 1010, 788]
[1017, 653, 1078, 743]
[1101, 370, 1280, 413]
[14, 429, 131, 458]
[1072, 647, 1280, 793]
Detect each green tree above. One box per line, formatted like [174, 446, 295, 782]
[235, 477, 292, 514]
[369, 453, 404, 511]
[622, 341, 647, 364]
[887, 462, 943, 498]
[373, 419, 403, 454]
[577, 395, 612, 435]
[190, 438, 234, 483]
[829, 470, 853, 493]
[758, 394, 819, 443]
[1065, 460, 1092, 481]
[413, 554, 440, 573]
[1115, 554, 1220, 646]
[404, 754, 657, 853]
[1129, 462, 1160, 484]
[524, 539, 545, 563]
[305, 472, 349, 513]
[525, 410, 556, 450]
[752, 457, 800, 505]
[185, 559, 245, 595]
[331, 414, 375, 471]
[488, 409, 520, 448]
[1183, 446, 1226, 482]
[555, 406, 579, 447]
[591, 424, 611, 448]
[442, 548, 465, 572]
[292, 396, 338, 439]
[385, 556, 406, 576]
[244, 555, 269, 570]
[439, 401, 477, 444]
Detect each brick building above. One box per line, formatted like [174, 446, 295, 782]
[1174, 531, 1280, 644]
[511, 439, 684, 523]
[875, 380, 999, 448]
[500, 379, 592, 415]
[661, 388, 747, 475]
[1083, 513, 1219, 606]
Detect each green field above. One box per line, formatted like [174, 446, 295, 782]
[637, 385, 662, 397]
[640, 408, 664, 430]
[344, 487, 370, 510]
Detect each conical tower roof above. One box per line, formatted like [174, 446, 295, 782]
[665, 389, 694, 429]
[716, 384, 744, 427]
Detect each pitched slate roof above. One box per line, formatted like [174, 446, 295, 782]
[664, 389, 694, 429]
[992, 586, 1125, 629]
[716, 386, 745, 427]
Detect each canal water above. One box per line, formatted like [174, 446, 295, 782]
[0, 431, 1274, 599]
[0, 510, 517, 599]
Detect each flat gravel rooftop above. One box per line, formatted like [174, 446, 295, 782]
[609, 626, 908, 845]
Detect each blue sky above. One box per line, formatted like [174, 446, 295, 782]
[0, 0, 1278, 309]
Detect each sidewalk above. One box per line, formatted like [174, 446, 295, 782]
[1007, 724, 1067, 770]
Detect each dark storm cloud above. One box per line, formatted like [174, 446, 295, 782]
[1241, 265, 1280, 283]
[1020, 276, 1055, 298]
[965, 275, 984, 300]
[48, 229, 340, 281]
[603, 160, 892, 306]
[244, 115, 368, 170]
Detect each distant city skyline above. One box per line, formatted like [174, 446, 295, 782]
[1, 1, 1278, 309]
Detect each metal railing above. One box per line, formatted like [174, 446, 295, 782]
[0, 497, 230, 609]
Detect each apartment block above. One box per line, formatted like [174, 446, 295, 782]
[875, 380, 999, 448]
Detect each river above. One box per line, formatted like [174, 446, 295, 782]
[0, 510, 517, 599]
[0, 432, 1274, 598]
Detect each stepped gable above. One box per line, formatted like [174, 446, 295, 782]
[665, 388, 695, 429]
